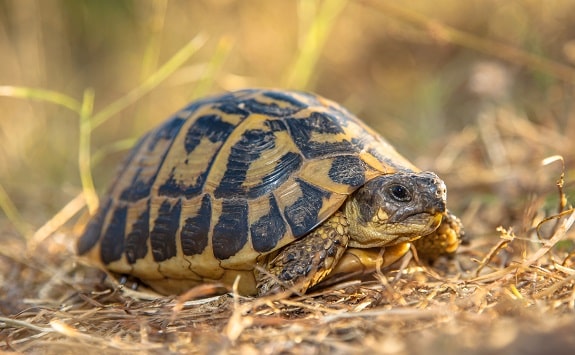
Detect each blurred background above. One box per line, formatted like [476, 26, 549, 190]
[1, 0, 575, 237]
[3, 2, 575, 350]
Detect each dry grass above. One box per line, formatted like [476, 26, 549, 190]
[2, 109, 575, 354]
[2, 1, 575, 354]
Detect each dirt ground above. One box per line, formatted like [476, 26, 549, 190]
[2, 1, 575, 354]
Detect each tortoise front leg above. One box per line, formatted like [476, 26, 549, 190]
[256, 212, 349, 296]
[412, 210, 464, 262]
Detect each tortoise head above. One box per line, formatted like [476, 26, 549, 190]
[344, 171, 446, 248]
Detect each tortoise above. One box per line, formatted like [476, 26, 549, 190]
[78, 89, 462, 296]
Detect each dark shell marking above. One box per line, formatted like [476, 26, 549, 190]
[78, 89, 417, 281]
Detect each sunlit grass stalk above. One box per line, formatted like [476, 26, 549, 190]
[190, 36, 234, 100]
[283, 0, 348, 89]
[140, 0, 169, 81]
[0, 182, 32, 238]
[80, 34, 209, 213]
[90, 33, 208, 129]
[79, 89, 98, 215]
[0, 86, 81, 113]
[0, 87, 83, 237]
[0, 35, 208, 226]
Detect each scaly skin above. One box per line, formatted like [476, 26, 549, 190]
[317, 211, 464, 288]
[413, 210, 464, 262]
[256, 171, 450, 296]
[256, 212, 350, 296]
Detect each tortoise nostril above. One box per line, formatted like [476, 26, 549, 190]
[437, 186, 446, 197]
[434, 180, 447, 199]
[436, 201, 446, 213]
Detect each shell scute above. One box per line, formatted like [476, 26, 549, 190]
[180, 194, 211, 256]
[246, 151, 303, 199]
[120, 117, 186, 203]
[328, 155, 368, 187]
[77, 197, 111, 255]
[124, 200, 150, 264]
[213, 128, 277, 198]
[284, 179, 332, 238]
[157, 114, 237, 199]
[239, 92, 307, 117]
[183, 114, 235, 154]
[150, 199, 181, 262]
[261, 90, 318, 108]
[285, 115, 356, 160]
[212, 199, 249, 260]
[100, 204, 128, 264]
[250, 195, 287, 253]
[263, 118, 288, 132]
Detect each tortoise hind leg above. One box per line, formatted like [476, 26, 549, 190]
[256, 212, 349, 296]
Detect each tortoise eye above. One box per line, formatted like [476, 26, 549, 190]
[388, 184, 411, 202]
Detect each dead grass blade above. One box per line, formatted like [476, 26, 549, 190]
[26, 193, 85, 252]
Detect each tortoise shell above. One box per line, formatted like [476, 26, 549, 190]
[77, 89, 423, 294]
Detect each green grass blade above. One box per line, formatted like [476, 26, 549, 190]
[0, 182, 33, 239]
[0, 86, 81, 113]
[78, 89, 99, 214]
[190, 36, 234, 100]
[90, 137, 138, 166]
[139, 0, 169, 81]
[283, 0, 348, 89]
[90, 33, 208, 130]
